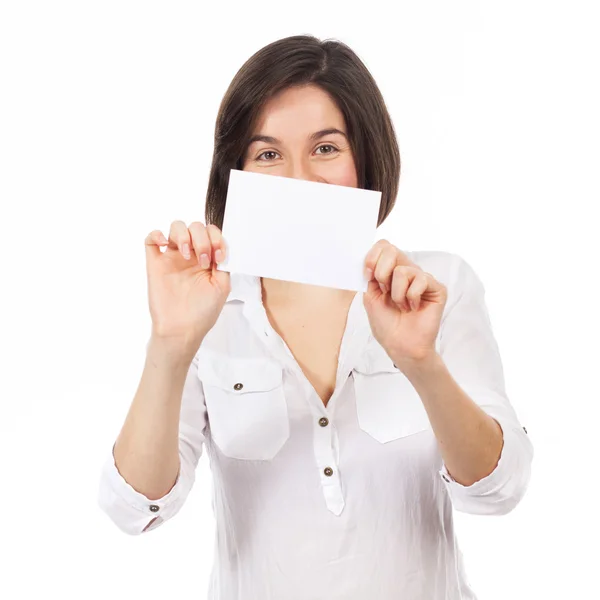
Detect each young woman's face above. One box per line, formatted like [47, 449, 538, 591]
[241, 84, 358, 188]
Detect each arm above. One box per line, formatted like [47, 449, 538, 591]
[395, 352, 505, 488]
[113, 336, 194, 500]
[393, 254, 533, 515]
[97, 335, 208, 534]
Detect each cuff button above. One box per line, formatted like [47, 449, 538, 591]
[442, 474, 450, 482]
[523, 426, 528, 434]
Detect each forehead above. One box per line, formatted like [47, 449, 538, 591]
[252, 85, 346, 135]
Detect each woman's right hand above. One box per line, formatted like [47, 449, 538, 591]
[144, 220, 231, 355]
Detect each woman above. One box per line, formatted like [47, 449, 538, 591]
[98, 35, 533, 599]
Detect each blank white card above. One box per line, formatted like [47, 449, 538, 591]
[216, 169, 382, 292]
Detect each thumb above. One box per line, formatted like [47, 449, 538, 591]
[212, 267, 231, 294]
[144, 230, 167, 261]
[364, 278, 382, 304]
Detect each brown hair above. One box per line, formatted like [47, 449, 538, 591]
[205, 35, 400, 229]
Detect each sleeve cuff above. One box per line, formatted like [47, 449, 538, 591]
[99, 442, 193, 528]
[438, 412, 533, 514]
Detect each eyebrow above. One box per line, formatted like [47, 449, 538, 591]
[246, 128, 348, 146]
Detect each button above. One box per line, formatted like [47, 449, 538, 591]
[393, 363, 397, 369]
[523, 426, 528, 434]
[324, 467, 333, 477]
[233, 383, 243, 391]
[318, 417, 329, 427]
[149, 504, 160, 512]
[441, 474, 450, 483]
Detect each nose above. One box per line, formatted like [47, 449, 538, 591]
[286, 159, 326, 184]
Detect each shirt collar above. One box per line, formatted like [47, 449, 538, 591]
[226, 271, 371, 337]
[226, 271, 262, 304]
[226, 271, 375, 377]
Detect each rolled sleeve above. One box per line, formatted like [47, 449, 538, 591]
[97, 355, 208, 535]
[437, 254, 534, 516]
[439, 402, 533, 515]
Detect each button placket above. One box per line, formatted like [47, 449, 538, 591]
[311, 407, 341, 504]
[309, 373, 359, 515]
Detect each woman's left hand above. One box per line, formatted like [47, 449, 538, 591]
[363, 240, 448, 363]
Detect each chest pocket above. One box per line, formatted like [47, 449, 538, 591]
[352, 344, 432, 443]
[196, 351, 290, 460]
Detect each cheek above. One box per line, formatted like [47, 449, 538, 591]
[326, 157, 358, 188]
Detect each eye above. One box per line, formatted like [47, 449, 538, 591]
[315, 144, 339, 155]
[256, 150, 280, 162]
[255, 144, 340, 162]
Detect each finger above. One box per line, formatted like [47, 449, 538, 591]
[364, 239, 417, 276]
[205, 224, 226, 264]
[373, 245, 399, 293]
[366, 277, 383, 298]
[404, 270, 429, 311]
[390, 265, 412, 311]
[188, 221, 212, 269]
[168, 220, 192, 260]
[363, 239, 389, 280]
[144, 230, 169, 260]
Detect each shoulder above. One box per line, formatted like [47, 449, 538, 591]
[407, 249, 485, 314]
[406, 249, 467, 286]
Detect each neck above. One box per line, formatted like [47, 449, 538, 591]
[260, 277, 357, 311]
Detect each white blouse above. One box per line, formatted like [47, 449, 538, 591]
[98, 250, 533, 600]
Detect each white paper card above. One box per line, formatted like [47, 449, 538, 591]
[216, 169, 381, 292]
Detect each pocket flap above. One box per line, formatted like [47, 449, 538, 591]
[353, 343, 399, 375]
[196, 350, 283, 394]
[352, 340, 432, 442]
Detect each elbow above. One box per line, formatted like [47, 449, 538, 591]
[495, 459, 533, 515]
[456, 452, 533, 516]
[482, 477, 530, 516]
[490, 431, 534, 515]
[453, 479, 530, 516]
[448, 428, 534, 516]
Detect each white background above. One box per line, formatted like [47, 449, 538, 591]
[1, 1, 598, 598]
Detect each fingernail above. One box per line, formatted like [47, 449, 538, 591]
[365, 268, 373, 280]
[182, 243, 190, 259]
[379, 282, 386, 293]
[215, 249, 223, 263]
[200, 253, 210, 269]
[409, 299, 416, 311]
